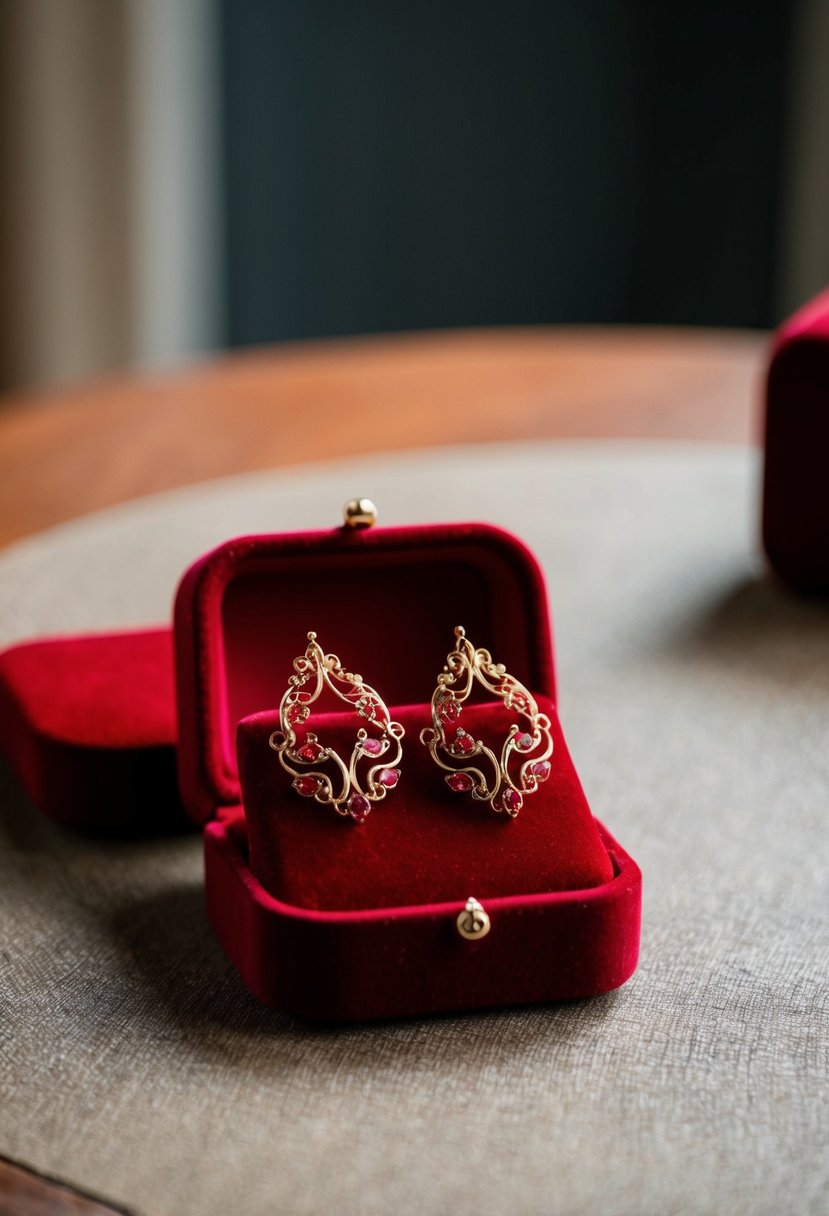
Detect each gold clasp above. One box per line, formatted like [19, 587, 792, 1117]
[456, 896, 491, 941]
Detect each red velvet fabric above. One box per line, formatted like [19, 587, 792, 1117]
[763, 287, 829, 593]
[0, 630, 182, 832]
[205, 808, 641, 1022]
[239, 700, 614, 912]
[170, 521, 643, 1019]
[174, 520, 639, 1019]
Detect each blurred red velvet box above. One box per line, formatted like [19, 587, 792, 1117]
[0, 519, 641, 1022]
[764, 288, 829, 593]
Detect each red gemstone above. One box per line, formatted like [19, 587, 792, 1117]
[437, 697, 461, 723]
[362, 737, 383, 756]
[531, 760, 551, 782]
[298, 742, 322, 761]
[378, 768, 399, 788]
[515, 732, 534, 751]
[287, 702, 307, 725]
[453, 731, 476, 755]
[446, 772, 474, 793]
[348, 793, 371, 822]
[294, 775, 320, 797]
[503, 789, 522, 813]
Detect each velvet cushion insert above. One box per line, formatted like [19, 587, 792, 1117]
[238, 698, 614, 912]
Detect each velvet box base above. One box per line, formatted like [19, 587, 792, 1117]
[206, 807, 641, 1022]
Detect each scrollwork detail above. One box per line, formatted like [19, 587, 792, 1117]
[419, 626, 553, 817]
[269, 632, 403, 822]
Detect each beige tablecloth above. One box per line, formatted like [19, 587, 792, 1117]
[0, 441, 826, 1216]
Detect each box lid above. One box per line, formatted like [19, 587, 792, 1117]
[173, 520, 556, 824]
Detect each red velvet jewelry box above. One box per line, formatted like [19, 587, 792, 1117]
[763, 287, 829, 593]
[174, 521, 641, 1022]
[0, 629, 181, 834]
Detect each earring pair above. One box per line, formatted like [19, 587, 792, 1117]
[269, 627, 552, 823]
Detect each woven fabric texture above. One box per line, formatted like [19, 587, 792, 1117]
[0, 442, 826, 1216]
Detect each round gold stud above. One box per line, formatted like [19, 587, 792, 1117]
[456, 896, 491, 941]
[343, 497, 378, 529]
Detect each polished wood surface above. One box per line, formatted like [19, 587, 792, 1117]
[0, 327, 766, 549]
[0, 1156, 129, 1215]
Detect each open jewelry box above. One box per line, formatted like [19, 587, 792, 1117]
[174, 519, 641, 1021]
[0, 516, 641, 1021]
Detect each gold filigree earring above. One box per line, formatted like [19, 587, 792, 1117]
[420, 626, 552, 817]
[269, 632, 404, 823]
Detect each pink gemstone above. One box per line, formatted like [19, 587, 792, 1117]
[437, 697, 461, 723]
[378, 768, 399, 788]
[503, 789, 522, 813]
[294, 775, 320, 797]
[531, 760, 551, 782]
[454, 731, 476, 755]
[446, 772, 474, 793]
[298, 742, 322, 762]
[515, 732, 534, 751]
[348, 793, 371, 823]
[362, 737, 383, 755]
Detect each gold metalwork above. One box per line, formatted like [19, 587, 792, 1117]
[269, 632, 403, 821]
[456, 897, 491, 941]
[343, 497, 378, 529]
[420, 625, 553, 817]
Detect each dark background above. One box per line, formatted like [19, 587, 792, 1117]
[221, 1, 792, 348]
